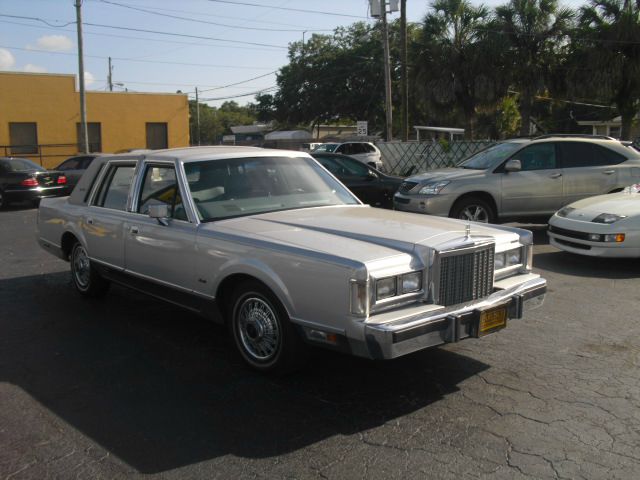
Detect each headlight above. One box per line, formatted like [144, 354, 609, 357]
[376, 277, 397, 300]
[592, 213, 627, 224]
[418, 181, 450, 195]
[556, 206, 575, 217]
[400, 272, 422, 294]
[495, 247, 522, 270]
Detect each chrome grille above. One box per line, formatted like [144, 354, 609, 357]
[438, 245, 494, 306]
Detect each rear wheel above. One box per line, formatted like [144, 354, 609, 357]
[450, 196, 496, 223]
[70, 242, 110, 297]
[228, 281, 306, 374]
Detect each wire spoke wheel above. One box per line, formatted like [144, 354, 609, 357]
[236, 296, 281, 362]
[72, 244, 91, 290]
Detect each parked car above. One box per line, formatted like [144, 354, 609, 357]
[0, 157, 68, 208]
[548, 183, 640, 257]
[312, 152, 403, 209]
[313, 142, 384, 170]
[37, 147, 546, 373]
[394, 135, 640, 223]
[55, 154, 101, 190]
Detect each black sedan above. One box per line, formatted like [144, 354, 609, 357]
[55, 154, 101, 190]
[0, 157, 68, 208]
[311, 152, 403, 209]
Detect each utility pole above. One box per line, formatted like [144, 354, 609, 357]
[75, 0, 89, 153]
[400, 0, 408, 141]
[195, 87, 201, 146]
[108, 56, 113, 92]
[381, 2, 393, 141]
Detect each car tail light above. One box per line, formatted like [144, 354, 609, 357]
[57, 175, 67, 184]
[20, 177, 38, 187]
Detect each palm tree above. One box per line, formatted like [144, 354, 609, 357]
[495, 0, 573, 136]
[416, 0, 495, 139]
[576, 0, 640, 140]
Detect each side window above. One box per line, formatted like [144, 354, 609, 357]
[514, 144, 557, 171]
[593, 145, 626, 166]
[351, 143, 366, 154]
[95, 165, 135, 211]
[363, 143, 376, 153]
[335, 144, 346, 154]
[316, 156, 344, 175]
[137, 166, 187, 221]
[338, 157, 371, 176]
[557, 142, 596, 168]
[57, 158, 80, 171]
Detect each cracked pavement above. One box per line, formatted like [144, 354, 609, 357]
[1, 208, 639, 479]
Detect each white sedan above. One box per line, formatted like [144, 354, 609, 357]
[548, 184, 640, 257]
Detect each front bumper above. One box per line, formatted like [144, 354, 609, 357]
[548, 219, 640, 258]
[363, 275, 546, 359]
[393, 192, 453, 216]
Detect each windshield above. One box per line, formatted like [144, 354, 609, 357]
[457, 142, 524, 170]
[313, 144, 338, 153]
[2, 158, 46, 172]
[185, 156, 359, 222]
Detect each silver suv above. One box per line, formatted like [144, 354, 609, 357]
[393, 136, 640, 223]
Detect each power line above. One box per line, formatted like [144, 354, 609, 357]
[0, 44, 277, 70]
[205, 0, 370, 19]
[195, 71, 278, 93]
[0, 19, 286, 52]
[83, 22, 289, 49]
[97, 0, 333, 33]
[199, 86, 278, 102]
[0, 13, 75, 27]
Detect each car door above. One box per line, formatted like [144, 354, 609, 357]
[335, 156, 385, 206]
[124, 162, 198, 291]
[558, 142, 626, 205]
[84, 161, 137, 269]
[499, 142, 564, 217]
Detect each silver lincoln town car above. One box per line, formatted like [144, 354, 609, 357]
[37, 146, 547, 373]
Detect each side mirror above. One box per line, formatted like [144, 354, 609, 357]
[366, 170, 378, 181]
[148, 204, 170, 226]
[504, 159, 522, 173]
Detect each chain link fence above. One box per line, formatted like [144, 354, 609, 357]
[377, 140, 496, 176]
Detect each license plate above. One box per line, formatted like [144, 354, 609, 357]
[478, 305, 507, 336]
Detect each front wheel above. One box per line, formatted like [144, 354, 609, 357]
[70, 242, 110, 297]
[228, 281, 306, 374]
[450, 196, 496, 224]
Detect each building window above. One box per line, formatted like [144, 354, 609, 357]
[9, 122, 38, 154]
[76, 122, 102, 152]
[146, 123, 168, 150]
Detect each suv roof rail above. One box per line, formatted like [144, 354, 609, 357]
[533, 134, 617, 141]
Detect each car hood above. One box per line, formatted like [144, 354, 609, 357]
[202, 206, 521, 267]
[563, 191, 640, 219]
[406, 167, 487, 183]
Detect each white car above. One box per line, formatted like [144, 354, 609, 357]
[313, 142, 383, 170]
[548, 184, 640, 257]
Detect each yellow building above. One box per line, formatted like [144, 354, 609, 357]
[0, 72, 189, 168]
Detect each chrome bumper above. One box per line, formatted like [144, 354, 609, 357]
[363, 276, 546, 359]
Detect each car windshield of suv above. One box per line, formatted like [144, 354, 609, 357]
[2, 158, 46, 172]
[313, 144, 338, 153]
[457, 142, 523, 170]
[185, 156, 359, 221]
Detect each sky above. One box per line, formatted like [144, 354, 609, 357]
[0, 0, 588, 108]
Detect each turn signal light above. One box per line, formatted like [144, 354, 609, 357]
[20, 177, 38, 186]
[57, 175, 67, 184]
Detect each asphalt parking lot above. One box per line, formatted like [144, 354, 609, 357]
[1, 205, 640, 480]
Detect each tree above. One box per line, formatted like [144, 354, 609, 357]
[495, 0, 573, 136]
[573, 0, 640, 139]
[188, 101, 256, 145]
[415, 0, 498, 139]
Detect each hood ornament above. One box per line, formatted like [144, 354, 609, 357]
[465, 223, 471, 238]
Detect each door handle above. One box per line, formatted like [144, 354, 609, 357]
[87, 218, 94, 225]
[549, 173, 562, 179]
[130, 226, 139, 235]
[602, 170, 615, 175]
